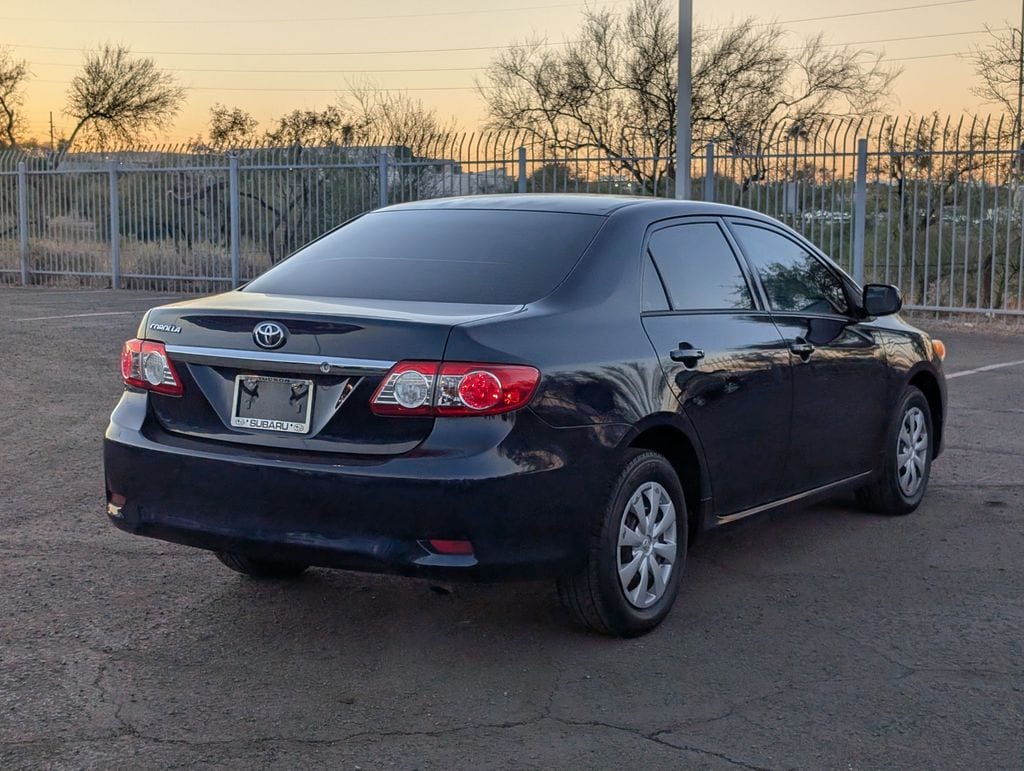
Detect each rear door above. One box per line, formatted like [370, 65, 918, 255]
[727, 221, 889, 489]
[640, 219, 793, 517]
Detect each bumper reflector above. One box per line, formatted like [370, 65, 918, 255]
[428, 539, 475, 556]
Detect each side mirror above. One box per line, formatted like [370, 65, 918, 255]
[862, 284, 902, 317]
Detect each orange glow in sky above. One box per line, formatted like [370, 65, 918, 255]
[3, 0, 1020, 145]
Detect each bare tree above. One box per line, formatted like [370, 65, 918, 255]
[348, 79, 457, 155]
[877, 114, 1014, 306]
[525, 161, 586, 192]
[478, 0, 898, 191]
[263, 106, 356, 146]
[61, 44, 185, 161]
[968, 25, 1023, 124]
[207, 103, 259, 148]
[0, 47, 31, 147]
[199, 84, 455, 154]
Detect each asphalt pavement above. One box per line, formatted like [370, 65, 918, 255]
[1, 288, 1022, 770]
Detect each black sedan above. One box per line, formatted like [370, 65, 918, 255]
[105, 195, 946, 636]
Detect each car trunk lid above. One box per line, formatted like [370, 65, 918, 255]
[141, 292, 522, 455]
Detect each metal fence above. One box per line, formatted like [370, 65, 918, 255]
[1, 115, 1022, 314]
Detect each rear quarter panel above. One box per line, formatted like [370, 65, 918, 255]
[441, 211, 674, 438]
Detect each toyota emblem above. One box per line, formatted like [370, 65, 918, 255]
[253, 321, 288, 350]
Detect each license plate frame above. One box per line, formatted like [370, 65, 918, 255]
[230, 374, 315, 434]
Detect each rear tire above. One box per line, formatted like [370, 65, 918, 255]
[557, 451, 687, 637]
[857, 386, 933, 516]
[215, 551, 309, 579]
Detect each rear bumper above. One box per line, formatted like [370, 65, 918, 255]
[104, 393, 616, 581]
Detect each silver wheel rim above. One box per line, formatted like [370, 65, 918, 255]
[897, 406, 929, 498]
[617, 481, 677, 609]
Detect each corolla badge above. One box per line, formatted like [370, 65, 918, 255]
[253, 321, 288, 350]
[148, 322, 181, 334]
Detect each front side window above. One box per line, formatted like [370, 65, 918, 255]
[732, 224, 849, 315]
[646, 223, 754, 311]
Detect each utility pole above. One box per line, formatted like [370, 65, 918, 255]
[675, 0, 693, 199]
[1017, 0, 1023, 166]
[49, 112, 55, 152]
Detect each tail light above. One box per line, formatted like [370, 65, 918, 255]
[121, 339, 183, 397]
[371, 361, 539, 417]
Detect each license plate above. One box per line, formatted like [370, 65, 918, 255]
[231, 375, 314, 434]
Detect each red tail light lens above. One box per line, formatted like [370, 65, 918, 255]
[371, 361, 539, 417]
[121, 339, 183, 397]
[435, 363, 539, 416]
[457, 371, 502, 411]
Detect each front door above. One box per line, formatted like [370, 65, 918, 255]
[728, 221, 890, 490]
[640, 219, 793, 517]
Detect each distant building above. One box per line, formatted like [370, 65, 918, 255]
[418, 161, 514, 197]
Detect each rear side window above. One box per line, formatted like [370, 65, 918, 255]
[647, 223, 754, 311]
[642, 255, 670, 311]
[243, 209, 605, 305]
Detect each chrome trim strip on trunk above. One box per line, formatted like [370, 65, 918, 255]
[716, 471, 873, 525]
[163, 344, 395, 376]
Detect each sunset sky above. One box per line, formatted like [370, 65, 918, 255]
[3, 0, 1021, 145]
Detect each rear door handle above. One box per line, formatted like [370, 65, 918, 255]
[670, 346, 705, 366]
[790, 339, 815, 359]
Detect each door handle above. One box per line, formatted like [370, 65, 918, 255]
[670, 346, 705, 366]
[790, 339, 815, 360]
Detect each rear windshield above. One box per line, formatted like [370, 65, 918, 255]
[243, 208, 605, 304]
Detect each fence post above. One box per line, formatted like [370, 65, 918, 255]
[17, 161, 29, 286]
[852, 138, 868, 286]
[228, 154, 240, 288]
[517, 147, 527, 193]
[703, 142, 715, 203]
[108, 160, 121, 289]
[377, 151, 388, 209]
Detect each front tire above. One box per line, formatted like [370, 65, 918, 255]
[557, 451, 687, 637]
[857, 386, 933, 516]
[215, 551, 309, 579]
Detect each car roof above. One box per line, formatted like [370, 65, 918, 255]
[382, 194, 773, 220]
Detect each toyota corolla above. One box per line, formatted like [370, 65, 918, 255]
[104, 195, 946, 636]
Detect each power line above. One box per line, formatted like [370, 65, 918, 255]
[12, 41, 562, 58]
[30, 62, 486, 74]
[823, 28, 1006, 49]
[24, 29, 1004, 74]
[0, 0, 627, 25]
[3, 0, 979, 29]
[9, 0, 981, 59]
[733, 0, 976, 29]
[884, 50, 968, 61]
[32, 45, 979, 94]
[32, 79, 488, 92]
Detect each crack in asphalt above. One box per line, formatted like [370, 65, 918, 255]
[930, 482, 1024, 489]
[808, 624, 1022, 682]
[2, 652, 773, 769]
[552, 718, 773, 770]
[942, 445, 1024, 457]
[1, 718, 773, 770]
[3, 642, 1021, 766]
